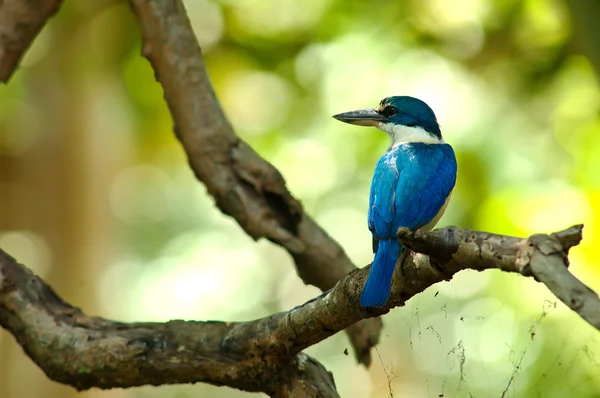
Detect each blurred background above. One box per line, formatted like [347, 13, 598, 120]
[1, 0, 599, 397]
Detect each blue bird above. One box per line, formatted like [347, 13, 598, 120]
[333, 96, 457, 307]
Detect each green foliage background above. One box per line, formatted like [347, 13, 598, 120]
[1, 0, 600, 397]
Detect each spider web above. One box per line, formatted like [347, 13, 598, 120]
[371, 271, 600, 398]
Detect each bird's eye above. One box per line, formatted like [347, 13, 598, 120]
[381, 106, 397, 117]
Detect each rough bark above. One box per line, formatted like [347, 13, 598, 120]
[1, 225, 595, 397]
[0, 248, 339, 397]
[0, 0, 63, 82]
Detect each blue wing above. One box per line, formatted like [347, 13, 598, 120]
[368, 143, 457, 243]
[362, 142, 456, 307]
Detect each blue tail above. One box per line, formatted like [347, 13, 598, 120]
[360, 239, 401, 307]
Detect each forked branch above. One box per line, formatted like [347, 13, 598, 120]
[0, 224, 593, 397]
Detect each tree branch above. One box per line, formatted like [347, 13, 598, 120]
[0, 249, 339, 397]
[253, 224, 595, 354]
[0, 0, 63, 82]
[396, 224, 599, 330]
[126, 0, 381, 365]
[1, 225, 594, 396]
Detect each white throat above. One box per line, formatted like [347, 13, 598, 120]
[378, 123, 443, 146]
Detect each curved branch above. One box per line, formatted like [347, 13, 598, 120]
[0, 0, 63, 82]
[263, 224, 595, 353]
[0, 249, 339, 397]
[126, 0, 381, 365]
[1, 225, 593, 395]
[397, 224, 599, 329]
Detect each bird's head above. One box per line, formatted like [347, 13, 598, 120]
[333, 96, 442, 144]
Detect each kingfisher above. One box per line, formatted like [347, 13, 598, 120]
[333, 96, 457, 307]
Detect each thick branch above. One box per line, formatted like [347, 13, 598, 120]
[0, 0, 63, 82]
[1, 225, 593, 395]
[257, 224, 596, 353]
[0, 249, 338, 397]
[126, 0, 381, 365]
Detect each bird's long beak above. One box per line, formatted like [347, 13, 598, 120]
[332, 108, 386, 127]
